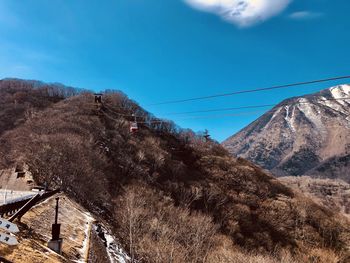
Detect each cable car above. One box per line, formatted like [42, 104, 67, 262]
[130, 114, 138, 133]
[130, 122, 138, 133]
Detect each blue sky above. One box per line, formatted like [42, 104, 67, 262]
[0, 0, 349, 142]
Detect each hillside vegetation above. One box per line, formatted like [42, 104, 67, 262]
[1, 79, 350, 262]
[280, 176, 350, 218]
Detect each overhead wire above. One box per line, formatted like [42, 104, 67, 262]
[165, 104, 275, 116]
[94, 80, 350, 135]
[148, 75, 350, 106]
[164, 97, 350, 116]
[102, 104, 165, 124]
[175, 110, 268, 120]
[102, 96, 350, 122]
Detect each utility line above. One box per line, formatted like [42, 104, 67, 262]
[99, 97, 350, 130]
[103, 105, 164, 123]
[164, 97, 350, 116]
[176, 110, 267, 120]
[103, 97, 350, 121]
[166, 104, 275, 116]
[148, 75, 350, 106]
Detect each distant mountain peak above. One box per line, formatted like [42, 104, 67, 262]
[222, 84, 350, 181]
[329, 84, 350, 99]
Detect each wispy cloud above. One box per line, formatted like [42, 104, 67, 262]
[184, 0, 292, 27]
[288, 11, 323, 20]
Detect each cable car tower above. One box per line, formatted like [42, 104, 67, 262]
[94, 93, 103, 104]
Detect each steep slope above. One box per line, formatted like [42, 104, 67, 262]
[279, 176, 350, 218]
[222, 84, 350, 181]
[1, 80, 350, 262]
[0, 78, 79, 135]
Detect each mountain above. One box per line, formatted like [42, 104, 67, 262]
[222, 84, 350, 182]
[279, 176, 350, 218]
[1, 79, 350, 262]
[0, 78, 81, 133]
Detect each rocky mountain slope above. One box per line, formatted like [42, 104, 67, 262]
[279, 176, 350, 218]
[1, 79, 350, 262]
[222, 84, 350, 181]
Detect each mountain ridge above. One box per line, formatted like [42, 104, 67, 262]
[222, 84, 350, 181]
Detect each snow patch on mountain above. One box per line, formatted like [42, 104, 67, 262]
[265, 107, 282, 128]
[284, 105, 296, 132]
[329, 85, 350, 106]
[98, 224, 131, 263]
[297, 98, 324, 130]
[330, 84, 350, 97]
[318, 96, 349, 115]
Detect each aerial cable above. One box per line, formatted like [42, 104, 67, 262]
[164, 97, 350, 116]
[166, 104, 276, 116]
[176, 110, 267, 120]
[101, 96, 350, 122]
[148, 75, 350, 106]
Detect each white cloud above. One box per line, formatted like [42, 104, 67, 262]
[288, 11, 323, 20]
[184, 0, 292, 27]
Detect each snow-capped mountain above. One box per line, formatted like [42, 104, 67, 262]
[222, 84, 350, 181]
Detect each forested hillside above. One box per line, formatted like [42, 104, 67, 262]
[1, 79, 350, 262]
